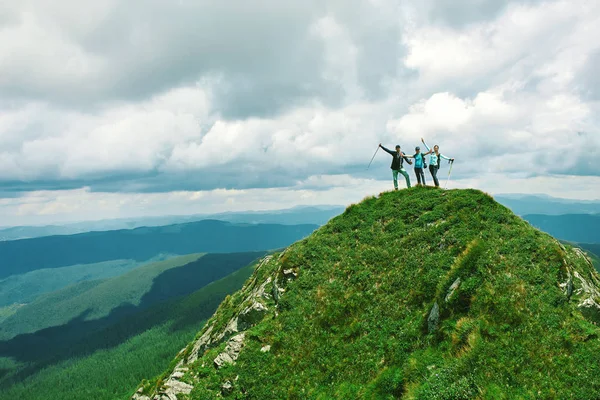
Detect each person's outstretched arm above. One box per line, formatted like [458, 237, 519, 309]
[439, 153, 455, 162]
[421, 137, 431, 152]
[379, 143, 395, 156]
[403, 153, 412, 164]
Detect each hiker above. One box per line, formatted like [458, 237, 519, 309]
[404, 146, 427, 186]
[421, 138, 454, 187]
[379, 143, 412, 190]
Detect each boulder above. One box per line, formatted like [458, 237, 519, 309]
[238, 301, 268, 331]
[214, 333, 245, 369]
[567, 277, 574, 300]
[428, 302, 440, 333]
[445, 278, 461, 302]
[222, 381, 234, 396]
[283, 269, 298, 281]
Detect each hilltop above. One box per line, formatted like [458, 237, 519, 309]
[134, 188, 600, 399]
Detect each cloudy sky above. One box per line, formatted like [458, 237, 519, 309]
[1, 0, 599, 226]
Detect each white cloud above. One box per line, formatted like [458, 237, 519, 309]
[0, 0, 599, 225]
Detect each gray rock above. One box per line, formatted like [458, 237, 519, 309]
[213, 352, 235, 369]
[222, 381, 234, 396]
[164, 379, 193, 396]
[445, 278, 461, 302]
[283, 268, 298, 280]
[272, 280, 280, 304]
[261, 345, 271, 352]
[428, 302, 440, 333]
[567, 277, 574, 300]
[170, 371, 185, 380]
[214, 333, 245, 369]
[238, 301, 268, 330]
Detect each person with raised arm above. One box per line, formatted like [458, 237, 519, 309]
[421, 138, 454, 188]
[378, 143, 412, 190]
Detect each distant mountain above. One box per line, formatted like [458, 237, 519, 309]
[495, 194, 600, 215]
[522, 214, 600, 243]
[0, 258, 258, 400]
[0, 205, 343, 241]
[0, 220, 317, 280]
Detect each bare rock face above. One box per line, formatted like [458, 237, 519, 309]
[132, 364, 192, 400]
[214, 333, 246, 369]
[132, 254, 285, 399]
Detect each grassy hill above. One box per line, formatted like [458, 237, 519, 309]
[0, 262, 258, 400]
[0, 220, 317, 279]
[135, 188, 600, 399]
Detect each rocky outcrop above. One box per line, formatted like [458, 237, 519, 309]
[238, 301, 268, 331]
[428, 302, 440, 333]
[132, 254, 285, 399]
[214, 333, 245, 369]
[445, 278, 461, 302]
[132, 364, 192, 400]
[221, 381, 233, 396]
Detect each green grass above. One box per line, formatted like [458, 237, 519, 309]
[0, 253, 204, 340]
[0, 256, 176, 307]
[140, 188, 600, 399]
[0, 262, 257, 400]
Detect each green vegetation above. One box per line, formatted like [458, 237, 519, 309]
[141, 188, 600, 399]
[0, 262, 257, 400]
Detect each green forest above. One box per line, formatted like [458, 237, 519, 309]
[0, 263, 256, 400]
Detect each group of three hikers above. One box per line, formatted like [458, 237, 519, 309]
[379, 137, 454, 190]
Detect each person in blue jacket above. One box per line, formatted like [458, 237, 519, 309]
[404, 146, 427, 186]
[379, 143, 412, 190]
[421, 138, 454, 187]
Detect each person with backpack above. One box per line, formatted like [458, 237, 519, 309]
[404, 146, 427, 186]
[421, 138, 454, 187]
[378, 143, 412, 190]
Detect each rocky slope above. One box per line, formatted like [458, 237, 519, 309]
[133, 188, 600, 399]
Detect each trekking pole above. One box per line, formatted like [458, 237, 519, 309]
[444, 160, 454, 189]
[367, 145, 380, 169]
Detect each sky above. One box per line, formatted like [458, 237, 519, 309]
[1, 0, 599, 226]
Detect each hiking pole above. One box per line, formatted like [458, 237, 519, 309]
[444, 160, 454, 189]
[367, 145, 380, 169]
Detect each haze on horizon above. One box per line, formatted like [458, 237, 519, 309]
[1, 0, 599, 226]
